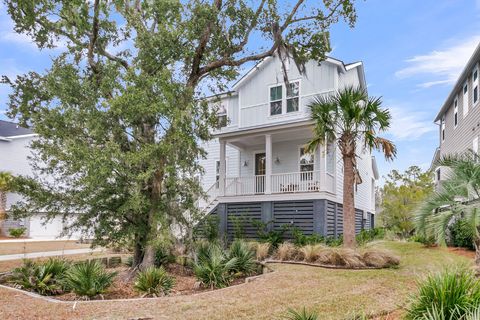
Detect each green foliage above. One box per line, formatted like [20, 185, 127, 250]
[63, 260, 116, 299]
[284, 307, 319, 320]
[228, 240, 257, 275]
[10, 258, 69, 295]
[406, 267, 480, 320]
[134, 266, 175, 297]
[193, 243, 237, 289]
[410, 234, 436, 247]
[251, 219, 288, 248]
[0, 171, 15, 192]
[449, 219, 475, 250]
[196, 215, 221, 243]
[3, 0, 358, 268]
[229, 215, 246, 240]
[8, 227, 26, 238]
[379, 166, 433, 237]
[291, 227, 324, 246]
[324, 236, 343, 247]
[355, 228, 385, 246]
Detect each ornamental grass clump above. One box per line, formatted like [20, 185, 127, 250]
[405, 267, 480, 320]
[63, 260, 116, 299]
[284, 307, 319, 320]
[299, 244, 324, 262]
[255, 242, 271, 261]
[134, 266, 175, 297]
[276, 242, 298, 261]
[361, 249, 400, 268]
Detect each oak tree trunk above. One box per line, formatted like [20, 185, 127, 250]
[342, 154, 356, 248]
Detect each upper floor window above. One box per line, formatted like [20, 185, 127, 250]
[436, 168, 441, 181]
[217, 104, 228, 128]
[287, 82, 300, 113]
[269, 81, 300, 116]
[299, 147, 314, 180]
[454, 98, 458, 128]
[441, 116, 445, 142]
[463, 82, 469, 116]
[270, 85, 282, 115]
[473, 67, 479, 105]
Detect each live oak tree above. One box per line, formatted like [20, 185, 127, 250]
[2, 0, 358, 268]
[306, 87, 396, 248]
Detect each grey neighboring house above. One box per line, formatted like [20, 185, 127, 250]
[432, 42, 480, 189]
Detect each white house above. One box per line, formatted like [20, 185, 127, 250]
[198, 54, 379, 239]
[0, 120, 80, 239]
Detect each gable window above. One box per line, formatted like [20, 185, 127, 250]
[474, 67, 479, 105]
[299, 147, 314, 180]
[217, 104, 228, 128]
[270, 85, 282, 115]
[436, 168, 441, 181]
[287, 81, 300, 113]
[454, 98, 458, 128]
[463, 82, 469, 116]
[441, 116, 445, 142]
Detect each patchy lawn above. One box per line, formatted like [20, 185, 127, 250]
[0, 241, 472, 320]
[0, 240, 91, 255]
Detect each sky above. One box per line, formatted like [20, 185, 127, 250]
[1, 0, 480, 182]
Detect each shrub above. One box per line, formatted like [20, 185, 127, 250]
[63, 260, 117, 299]
[134, 266, 175, 297]
[291, 228, 324, 246]
[449, 219, 475, 250]
[193, 243, 237, 289]
[284, 307, 319, 320]
[10, 258, 69, 295]
[196, 215, 220, 243]
[154, 245, 175, 267]
[324, 236, 343, 247]
[355, 228, 385, 246]
[276, 242, 298, 261]
[410, 233, 436, 247]
[251, 219, 288, 248]
[405, 267, 480, 320]
[9, 227, 26, 238]
[228, 240, 257, 275]
[255, 243, 270, 261]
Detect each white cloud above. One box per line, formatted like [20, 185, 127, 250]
[395, 36, 480, 88]
[386, 106, 437, 141]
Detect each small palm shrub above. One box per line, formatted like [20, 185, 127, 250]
[193, 243, 237, 289]
[228, 240, 257, 275]
[63, 260, 117, 299]
[134, 266, 175, 297]
[255, 242, 270, 261]
[10, 258, 69, 295]
[276, 242, 298, 261]
[9, 227, 26, 238]
[284, 307, 318, 320]
[405, 267, 480, 320]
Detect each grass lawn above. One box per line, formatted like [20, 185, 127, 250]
[0, 241, 472, 320]
[0, 240, 91, 255]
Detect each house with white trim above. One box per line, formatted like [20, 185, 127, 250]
[0, 120, 80, 239]
[198, 54, 379, 239]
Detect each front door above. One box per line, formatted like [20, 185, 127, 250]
[255, 153, 266, 193]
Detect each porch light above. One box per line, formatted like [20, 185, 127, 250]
[275, 156, 280, 164]
[243, 160, 249, 167]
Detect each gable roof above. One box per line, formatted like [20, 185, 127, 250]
[0, 120, 34, 140]
[434, 42, 480, 122]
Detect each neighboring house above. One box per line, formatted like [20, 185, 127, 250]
[198, 54, 379, 240]
[0, 120, 80, 239]
[431, 42, 480, 189]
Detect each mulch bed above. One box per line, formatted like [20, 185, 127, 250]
[447, 247, 476, 259]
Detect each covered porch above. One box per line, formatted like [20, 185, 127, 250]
[213, 124, 336, 198]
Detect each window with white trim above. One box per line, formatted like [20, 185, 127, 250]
[270, 85, 282, 116]
[473, 67, 479, 105]
[474, 136, 479, 154]
[299, 147, 314, 180]
[436, 168, 441, 181]
[217, 104, 228, 128]
[326, 142, 335, 174]
[215, 160, 221, 188]
[287, 81, 300, 113]
[441, 115, 445, 142]
[454, 98, 458, 128]
[463, 82, 469, 116]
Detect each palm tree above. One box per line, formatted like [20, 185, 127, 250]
[0, 171, 14, 236]
[416, 152, 480, 268]
[306, 86, 396, 248]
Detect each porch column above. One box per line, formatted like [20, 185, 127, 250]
[265, 134, 272, 194]
[219, 139, 226, 196]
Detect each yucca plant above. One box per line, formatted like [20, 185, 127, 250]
[284, 307, 318, 320]
[134, 266, 175, 297]
[416, 152, 480, 268]
[405, 267, 480, 320]
[193, 243, 237, 289]
[228, 240, 257, 275]
[63, 260, 117, 299]
[10, 258, 69, 295]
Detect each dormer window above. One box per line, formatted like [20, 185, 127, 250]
[463, 82, 469, 116]
[217, 104, 228, 128]
[270, 85, 283, 115]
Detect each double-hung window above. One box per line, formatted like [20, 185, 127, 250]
[299, 147, 314, 180]
[270, 85, 283, 115]
[217, 104, 228, 128]
[441, 116, 445, 142]
[463, 82, 469, 117]
[287, 82, 300, 113]
[473, 66, 479, 106]
[454, 98, 458, 128]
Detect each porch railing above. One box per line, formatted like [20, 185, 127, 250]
[271, 170, 322, 193]
[225, 175, 265, 196]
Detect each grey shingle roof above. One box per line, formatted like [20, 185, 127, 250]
[0, 120, 34, 138]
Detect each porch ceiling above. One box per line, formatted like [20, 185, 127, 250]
[226, 125, 314, 149]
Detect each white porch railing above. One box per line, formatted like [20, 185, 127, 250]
[225, 175, 265, 196]
[271, 171, 322, 193]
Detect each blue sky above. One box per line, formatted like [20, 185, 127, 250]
[1, 0, 480, 181]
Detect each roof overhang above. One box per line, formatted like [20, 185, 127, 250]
[434, 42, 480, 122]
[0, 136, 12, 142]
[430, 147, 441, 171]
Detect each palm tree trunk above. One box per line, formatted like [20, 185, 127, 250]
[342, 154, 356, 248]
[0, 191, 7, 236]
[475, 230, 480, 270]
